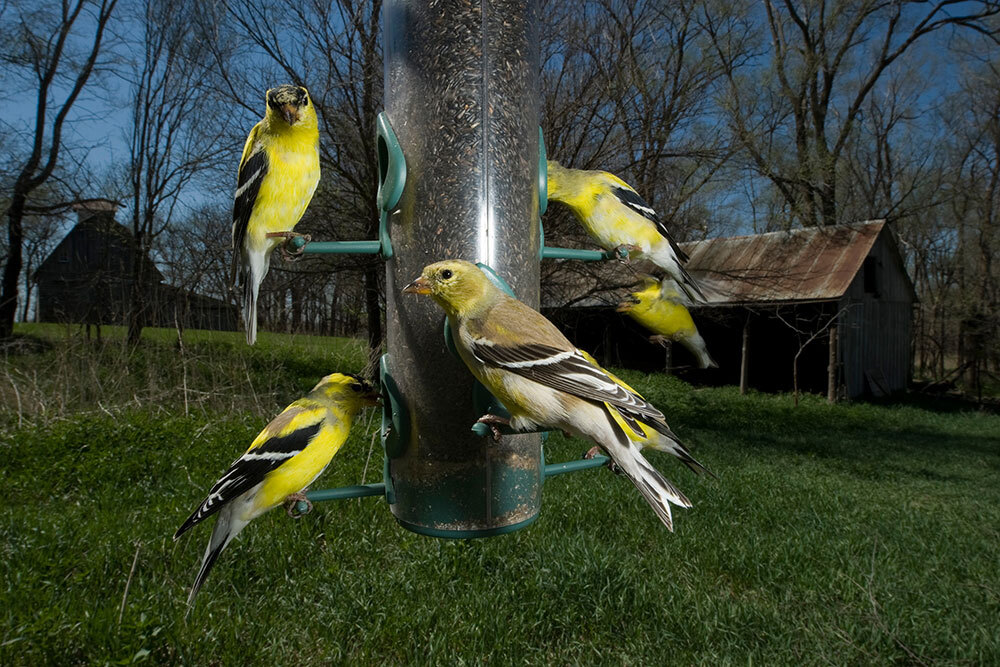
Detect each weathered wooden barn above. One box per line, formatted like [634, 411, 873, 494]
[544, 220, 917, 399]
[35, 201, 237, 332]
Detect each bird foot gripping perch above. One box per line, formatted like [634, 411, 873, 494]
[612, 244, 640, 263]
[584, 445, 624, 476]
[266, 231, 313, 261]
[475, 414, 511, 443]
[284, 492, 313, 518]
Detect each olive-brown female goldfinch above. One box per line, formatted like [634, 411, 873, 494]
[404, 260, 706, 531]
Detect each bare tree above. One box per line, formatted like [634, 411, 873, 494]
[207, 0, 385, 352]
[939, 57, 1000, 392]
[122, 0, 230, 344]
[775, 304, 850, 405]
[20, 210, 61, 321]
[706, 0, 1000, 228]
[0, 0, 118, 339]
[540, 0, 745, 307]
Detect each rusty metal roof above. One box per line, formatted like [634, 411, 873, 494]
[679, 220, 887, 304]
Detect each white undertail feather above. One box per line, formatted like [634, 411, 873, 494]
[682, 331, 718, 369]
[187, 504, 250, 607]
[241, 251, 269, 345]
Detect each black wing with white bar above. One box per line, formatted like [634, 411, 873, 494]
[174, 420, 321, 539]
[470, 341, 666, 423]
[230, 149, 269, 282]
[611, 186, 690, 263]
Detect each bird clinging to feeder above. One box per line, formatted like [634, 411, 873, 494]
[231, 84, 320, 344]
[546, 159, 705, 303]
[173, 373, 379, 605]
[618, 275, 718, 369]
[404, 259, 707, 531]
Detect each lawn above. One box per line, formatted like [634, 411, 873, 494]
[2, 328, 999, 664]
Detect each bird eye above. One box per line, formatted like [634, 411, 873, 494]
[349, 383, 364, 393]
[440, 269, 453, 279]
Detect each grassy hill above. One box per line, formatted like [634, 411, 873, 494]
[2, 326, 998, 663]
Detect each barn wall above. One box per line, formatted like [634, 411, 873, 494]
[838, 233, 914, 397]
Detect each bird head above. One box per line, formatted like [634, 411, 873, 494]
[311, 373, 380, 409]
[617, 275, 660, 313]
[402, 260, 498, 318]
[545, 159, 570, 201]
[266, 84, 314, 127]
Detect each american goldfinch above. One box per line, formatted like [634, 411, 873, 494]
[174, 373, 378, 604]
[232, 84, 320, 344]
[618, 276, 718, 369]
[546, 160, 705, 302]
[403, 260, 706, 531]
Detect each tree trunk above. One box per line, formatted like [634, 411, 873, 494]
[739, 316, 750, 395]
[0, 192, 27, 338]
[292, 281, 303, 334]
[21, 259, 32, 323]
[793, 352, 799, 406]
[126, 280, 144, 345]
[827, 324, 838, 403]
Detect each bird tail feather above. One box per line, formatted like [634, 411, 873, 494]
[601, 411, 691, 531]
[242, 270, 258, 345]
[649, 245, 706, 303]
[187, 506, 245, 607]
[681, 332, 718, 370]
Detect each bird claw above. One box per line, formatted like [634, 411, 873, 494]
[267, 231, 312, 261]
[612, 244, 640, 263]
[583, 446, 624, 476]
[284, 492, 312, 518]
[476, 414, 510, 442]
[649, 334, 669, 347]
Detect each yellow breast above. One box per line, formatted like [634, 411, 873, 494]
[251, 133, 320, 240]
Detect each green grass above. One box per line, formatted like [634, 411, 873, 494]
[2, 336, 999, 663]
[1, 324, 368, 425]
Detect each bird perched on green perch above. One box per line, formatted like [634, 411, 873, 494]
[618, 275, 718, 369]
[546, 159, 705, 303]
[404, 260, 708, 531]
[231, 84, 320, 344]
[174, 373, 379, 605]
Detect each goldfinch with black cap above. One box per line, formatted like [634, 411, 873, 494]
[546, 160, 705, 302]
[174, 373, 378, 605]
[232, 84, 320, 344]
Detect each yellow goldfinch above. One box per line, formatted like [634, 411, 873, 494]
[546, 160, 705, 302]
[232, 84, 320, 344]
[403, 260, 707, 531]
[618, 276, 718, 369]
[174, 373, 378, 604]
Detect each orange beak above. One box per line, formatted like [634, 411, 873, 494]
[402, 276, 432, 295]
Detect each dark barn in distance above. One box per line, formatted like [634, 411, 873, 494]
[545, 221, 916, 400]
[35, 200, 237, 332]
